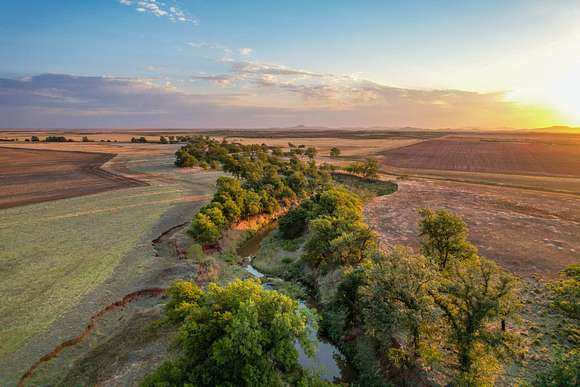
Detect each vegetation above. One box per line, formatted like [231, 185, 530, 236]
[45, 135, 72, 142]
[343, 158, 380, 178]
[331, 172, 397, 201]
[170, 137, 534, 386]
[548, 263, 579, 320]
[176, 136, 333, 246]
[418, 208, 477, 269]
[142, 279, 328, 387]
[329, 147, 340, 157]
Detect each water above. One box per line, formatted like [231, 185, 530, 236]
[238, 226, 345, 382]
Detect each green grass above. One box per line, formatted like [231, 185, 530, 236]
[0, 185, 181, 357]
[331, 173, 397, 201]
[252, 230, 307, 277]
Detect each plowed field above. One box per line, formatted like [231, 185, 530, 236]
[0, 147, 144, 209]
[382, 137, 580, 178]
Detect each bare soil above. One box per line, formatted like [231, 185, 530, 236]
[365, 178, 580, 278]
[382, 135, 580, 178]
[0, 147, 145, 209]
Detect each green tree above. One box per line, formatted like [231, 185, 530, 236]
[279, 206, 309, 239]
[430, 257, 521, 384]
[189, 213, 221, 245]
[31, 135, 40, 142]
[418, 208, 477, 270]
[330, 147, 341, 158]
[361, 247, 439, 367]
[142, 279, 319, 387]
[304, 147, 317, 159]
[242, 190, 262, 217]
[548, 263, 580, 320]
[361, 159, 379, 178]
[203, 206, 228, 230]
[160, 136, 168, 144]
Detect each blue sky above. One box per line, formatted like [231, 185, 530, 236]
[1, 0, 579, 128]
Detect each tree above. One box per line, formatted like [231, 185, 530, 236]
[242, 190, 262, 217]
[279, 206, 309, 239]
[304, 216, 376, 269]
[361, 159, 379, 178]
[361, 247, 439, 367]
[31, 135, 40, 142]
[418, 208, 477, 270]
[189, 213, 221, 245]
[548, 263, 580, 320]
[330, 147, 341, 158]
[430, 257, 521, 384]
[305, 147, 317, 159]
[160, 136, 168, 144]
[203, 206, 228, 230]
[142, 279, 319, 387]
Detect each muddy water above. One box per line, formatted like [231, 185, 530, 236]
[237, 225, 345, 383]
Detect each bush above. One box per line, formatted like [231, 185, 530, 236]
[548, 264, 580, 320]
[532, 348, 579, 387]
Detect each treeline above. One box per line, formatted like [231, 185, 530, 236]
[176, 136, 333, 245]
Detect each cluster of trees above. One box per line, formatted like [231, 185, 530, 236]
[143, 279, 330, 387]
[343, 159, 380, 178]
[30, 135, 73, 142]
[180, 136, 334, 246]
[130, 136, 148, 143]
[280, 186, 376, 269]
[278, 203, 523, 384]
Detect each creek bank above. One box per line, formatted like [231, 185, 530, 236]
[237, 226, 350, 383]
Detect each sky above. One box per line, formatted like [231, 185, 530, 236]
[1, 0, 579, 129]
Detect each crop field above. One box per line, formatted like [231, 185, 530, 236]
[0, 147, 145, 209]
[0, 144, 222, 386]
[365, 178, 580, 278]
[382, 135, 580, 178]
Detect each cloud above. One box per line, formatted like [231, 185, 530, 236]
[0, 73, 557, 129]
[119, 0, 197, 25]
[239, 48, 253, 56]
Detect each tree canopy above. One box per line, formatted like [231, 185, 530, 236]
[142, 279, 322, 387]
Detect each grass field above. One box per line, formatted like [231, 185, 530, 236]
[0, 145, 221, 386]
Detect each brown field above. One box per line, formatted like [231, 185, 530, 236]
[365, 177, 580, 278]
[0, 147, 145, 209]
[382, 135, 580, 178]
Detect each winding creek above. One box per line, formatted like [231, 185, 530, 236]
[237, 224, 346, 383]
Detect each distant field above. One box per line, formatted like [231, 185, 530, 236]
[0, 147, 144, 208]
[382, 136, 580, 178]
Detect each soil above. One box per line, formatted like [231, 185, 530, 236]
[382, 135, 580, 178]
[0, 146, 145, 209]
[365, 178, 580, 278]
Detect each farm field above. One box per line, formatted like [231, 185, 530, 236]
[0, 143, 222, 386]
[0, 147, 144, 209]
[365, 178, 580, 278]
[382, 135, 580, 178]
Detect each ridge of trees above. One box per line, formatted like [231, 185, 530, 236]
[176, 136, 333, 246]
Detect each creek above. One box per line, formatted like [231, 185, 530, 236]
[237, 225, 347, 383]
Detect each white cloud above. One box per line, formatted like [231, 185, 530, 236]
[239, 48, 253, 56]
[118, 0, 198, 25]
